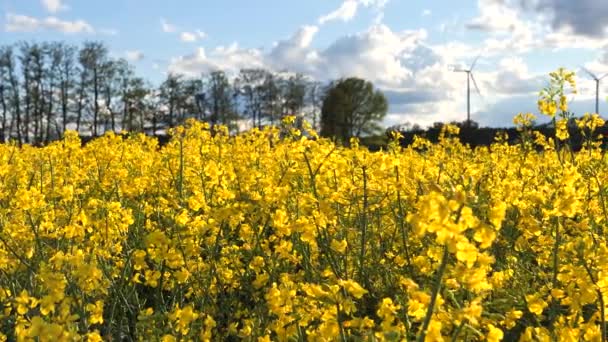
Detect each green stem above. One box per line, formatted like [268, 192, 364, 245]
[178, 136, 184, 200]
[552, 218, 560, 287]
[582, 255, 607, 342]
[417, 245, 449, 342]
[359, 166, 368, 286]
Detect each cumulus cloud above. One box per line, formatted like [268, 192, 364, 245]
[195, 30, 207, 39]
[319, 0, 359, 24]
[5, 13, 94, 34]
[585, 47, 608, 73]
[268, 25, 320, 74]
[168, 44, 265, 76]
[359, 0, 389, 7]
[165, 0, 608, 129]
[41, 0, 68, 13]
[526, 0, 608, 38]
[463, 0, 608, 59]
[318, 25, 427, 87]
[125, 50, 144, 62]
[162, 17, 207, 43]
[180, 30, 207, 42]
[180, 32, 197, 42]
[490, 57, 545, 95]
[169, 24, 432, 83]
[161, 18, 177, 33]
[469, 0, 608, 48]
[466, 0, 521, 32]
[168, 23, 470, 127]
[318, 0, 390, 25]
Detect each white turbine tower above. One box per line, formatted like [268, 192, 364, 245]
[451, 56, 482, 125]
[581, 67, 608, 115]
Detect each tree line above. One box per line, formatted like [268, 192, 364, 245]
[388, 119, 608, 152]
[0, 40, 389, 145]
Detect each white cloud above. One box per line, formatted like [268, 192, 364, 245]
[168, 24, 465, 127]
[522, 0, 608, 38]
[4, 14, 38, 32]
[283, 25, 318, 49]
[317, 25, 427, 87]
[41, 0, 68, 13]
[359, 0, 389, 7]
[161, 18, 177, 33]
[169, 44, 265, 76]
[541, 28, 608, 50]
[180, 32, 197, 42]
[170, 22, 592, 128]
[125, 50, 144, 62]
[162, 0, 608, 128]
[583, 47, 608, 74]
[460, 0, 608, 62]
[422, 9, 431, 16]
[162, 17, 207, 43]
[196, 30, 207, 39]
[319, 0, 359, 24]
[268, 25, 320, 75]
[467, 0, 608, 54]
[318, 0, 390, 25]
[180, 30, 207, 42]
[490, 57, 545, 95]
[5, 13, 94, 34]
[466, 0, 521, 32]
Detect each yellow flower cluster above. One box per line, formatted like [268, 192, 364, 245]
[538, 67, 577, 117]
[0, 70, 607, 341]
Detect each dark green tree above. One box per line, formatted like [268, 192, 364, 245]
[320, 77, 388, 143]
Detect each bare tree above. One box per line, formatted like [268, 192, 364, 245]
[30, 43, 46, 143]
[181, 78, 203, 122]
[19, 42, 35, 143]
[307, 80, 322, 131]
[0, 48, 12, 142]
[0, 46, 21, 143]
[79, 41, 108, 136]
[236, 69, 266, 129]
[45, 42, 64, 142]
[57, 43, 76, 135]
[261, 71, 281, 126]
[100, 59, 120, 133]
[159, 73, 183, 128]
[75, 63, 87, 134]
[202, 70, 237, 128]
[0, 40, 353, 144]
[123, 76, 149, 132]
[283, 73, 307, 118]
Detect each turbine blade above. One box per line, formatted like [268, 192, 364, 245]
[581, 66, 598, 80]
[449, 64, 466, 72]
[470, 72, 482, 97]
[599, 73, 608, 80]
[470, 55, 481, 71]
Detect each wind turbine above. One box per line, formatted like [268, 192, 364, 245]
[451, 56, 482, 125]
[581, 67, 608, 115]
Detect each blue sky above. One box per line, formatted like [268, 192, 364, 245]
[2, 0, 608, 128]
